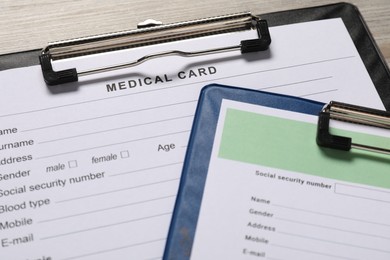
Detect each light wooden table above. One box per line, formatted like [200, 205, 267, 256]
[1, 0, 389, 66]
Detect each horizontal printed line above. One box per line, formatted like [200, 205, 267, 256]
[258, 76, 333, 91]
[335, 183, 390, 204]
[40, 212, 172, 240]
[271, 243, 358, 260]
[22, 100, 196, 132]
[35, 130, 190, 159]
[0, 76, 203, 118]
[272, 204, 390, 227]
[109, 162, 183, 177]
[278, 231, 390, 254]
[214, 56, 354, 82]
[56, 178, 179, 203]
[39, 194, 176, 223]
[1, 55, 354, 118]
[38, 115, 193, 144]
[60, 238, 165, 260]
[255, 76, 338, 98]
[300, 88, 338, 97]
[275, 217, 390, 241]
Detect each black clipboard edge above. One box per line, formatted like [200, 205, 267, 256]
[0, 49, 40, 70]
[261, 2, 390, 110]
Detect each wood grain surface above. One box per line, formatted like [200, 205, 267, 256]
[1, 0, 389, 66]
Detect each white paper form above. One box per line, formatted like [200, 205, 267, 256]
[0, 19, 385, 259]
[191, 100, 390, 260]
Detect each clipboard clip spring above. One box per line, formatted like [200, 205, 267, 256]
[39, 12, 271, 86]
[316, 101, 390, 155]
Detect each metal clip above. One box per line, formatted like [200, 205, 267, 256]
[39, 12, 271, 86]
[316, 101, 390, 155]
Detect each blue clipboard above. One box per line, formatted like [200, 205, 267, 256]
[163, 84, 325, 259]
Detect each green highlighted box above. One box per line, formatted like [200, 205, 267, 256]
[218, 108, 390, 189]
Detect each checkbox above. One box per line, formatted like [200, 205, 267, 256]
[68, 160, 78, 168]
[120, 150, 130, 158]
